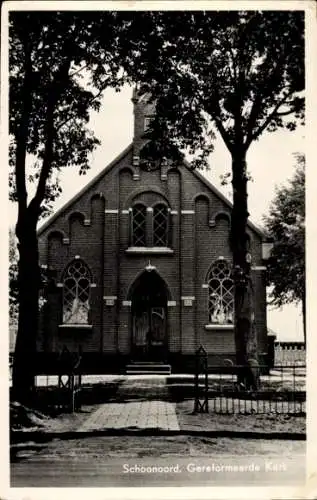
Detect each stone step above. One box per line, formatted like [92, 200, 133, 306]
[126, 370, 171, 375]
[125, 363, 171, 375]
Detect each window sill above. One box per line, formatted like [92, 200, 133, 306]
[126, 247, 174, 255]
[204, 324, 234, 330]
[59, 324, 92, 330]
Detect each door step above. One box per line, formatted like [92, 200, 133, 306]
[126, 363, 171, 375]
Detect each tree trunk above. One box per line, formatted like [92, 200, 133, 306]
[12, 212, 41, 403]
[11, 39, 65, 404]
[231, 151, 259, 389]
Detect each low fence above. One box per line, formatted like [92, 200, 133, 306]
[274, 342, 306, 367]
[194, 347, 306, 415]
[54, 346, 82, 412]
[10, 347, 83, 413]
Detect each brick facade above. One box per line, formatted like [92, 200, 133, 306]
[36, 96, 269, 374]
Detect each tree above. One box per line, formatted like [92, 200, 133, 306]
[264, 154, 305, 345]
[9, 11, 127, 401]
[120, 11, 304, 386]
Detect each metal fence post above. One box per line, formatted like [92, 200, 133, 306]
[194, 345, 209, 413]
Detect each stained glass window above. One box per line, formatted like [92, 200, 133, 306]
[207, 259, 234, 324]
[132, 204, 147, 246]
[153, 204, 168, 246]
[62, 259, 91, 324]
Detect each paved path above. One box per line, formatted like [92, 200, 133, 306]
[78, 400, 179, 431]
[78, 376, 179, 431]
[117, 374, 169, 399]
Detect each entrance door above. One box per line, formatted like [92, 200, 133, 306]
[131, 272, 168, 361]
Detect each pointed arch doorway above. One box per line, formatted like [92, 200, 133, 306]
[129, 271, 169, 361]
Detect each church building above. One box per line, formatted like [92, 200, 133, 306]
[36, 93, 270, 374]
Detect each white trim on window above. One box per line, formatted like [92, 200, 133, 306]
[126, 247, 174, 254]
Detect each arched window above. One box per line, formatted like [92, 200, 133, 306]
[207, 259, 234, 325]
[132, 204, 147, 246]
[153, 204, 168, 247]
[62, 259, 92, 324]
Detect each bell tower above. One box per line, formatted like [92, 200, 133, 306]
[132, 88, 156, 160]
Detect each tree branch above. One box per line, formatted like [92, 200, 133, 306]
[203, 85, 234, 154]
[55, 88, 104, 133]
[69, 63, 89, 78]
[213, 112, 234, 154]
[245, 52, 291, 148]
[31, 59, 72, 214]
[276, 107, 298, 117]
[245, 93, 265, 147]
[30, 97, 56, 215]
[246, 91, 294, 147]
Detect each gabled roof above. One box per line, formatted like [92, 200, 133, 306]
[38, 143, 267, 239]
[187, 162, 267, 238]
[38, 143, 133, 236]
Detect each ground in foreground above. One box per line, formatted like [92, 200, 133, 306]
[11, 435, 305, 487]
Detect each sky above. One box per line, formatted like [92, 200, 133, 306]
[9, 84, 305, 342]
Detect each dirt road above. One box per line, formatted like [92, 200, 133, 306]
[11, 435, 305, 487]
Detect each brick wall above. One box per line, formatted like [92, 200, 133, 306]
[37, 139, 267, 366]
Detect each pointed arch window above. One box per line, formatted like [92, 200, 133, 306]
[132, 204, 147, 246]
[62, 259, 92, 324]
[153, 204, 169, 247]
[207, 259, 234, 325]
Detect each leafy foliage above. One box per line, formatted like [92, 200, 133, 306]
[120, 11, 304, 167]
[119, 10, 304, 372]
[9, 11, 131, 397]
[264, 154, 305, 307]
[9, 11, 126, 218]
[9, 11, 305, 391]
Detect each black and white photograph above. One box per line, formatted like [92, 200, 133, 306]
[2, 1, 314, 497]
